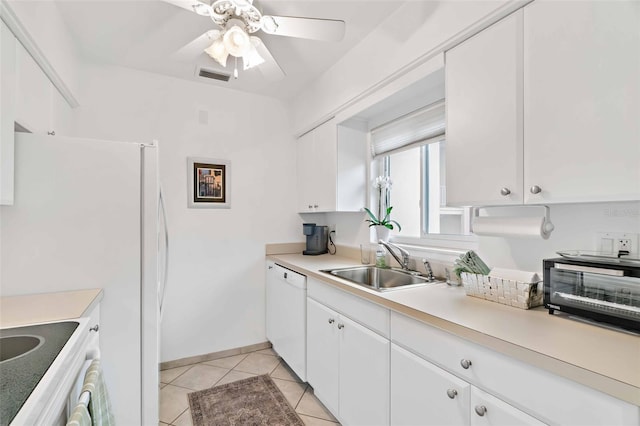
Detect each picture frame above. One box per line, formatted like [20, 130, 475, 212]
[187, 157, 231, 209]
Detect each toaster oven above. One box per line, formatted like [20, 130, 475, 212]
[543, 256, 640, 331]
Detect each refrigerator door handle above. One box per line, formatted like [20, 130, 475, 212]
[158, 187, 169, 319]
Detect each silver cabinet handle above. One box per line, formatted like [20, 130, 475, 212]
[460, 359, 472, 369]
[475, 405, 487, 416]
[268, 265, 273, 270]
[314, 204, 319, 208]
[446, 389, 458, 399]
[500, 187, 511, 196]
[337, 323, 344, 329]
[530, 185, 542, 194]
[328, 318, 335, 324]
[90, 325, 100, 333]
[308, 205, 313, 209]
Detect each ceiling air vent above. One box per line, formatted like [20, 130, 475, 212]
[196, 67, 231, 82]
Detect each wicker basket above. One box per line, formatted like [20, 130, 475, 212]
[460, 272, 543, 310]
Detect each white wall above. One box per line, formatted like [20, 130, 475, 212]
[71, 64, 302, 362]
[4, 0, 82, 103]
[477, 202, 640, 272]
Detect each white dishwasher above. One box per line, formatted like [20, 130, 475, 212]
[266, 261, 307, 381]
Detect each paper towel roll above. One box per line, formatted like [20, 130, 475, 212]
[472, 216, 554, 239]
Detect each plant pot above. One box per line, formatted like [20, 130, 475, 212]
[374, 225, 390, 242]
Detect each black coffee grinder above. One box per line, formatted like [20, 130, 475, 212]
[303, 223, 328, 255]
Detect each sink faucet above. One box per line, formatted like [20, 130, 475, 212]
[378, 240, 411, 270]
[422, 259, 435, 282]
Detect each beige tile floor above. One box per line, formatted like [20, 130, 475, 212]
[159, 347, 340, 426]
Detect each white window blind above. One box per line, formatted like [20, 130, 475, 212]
[371, 99, 445, 157]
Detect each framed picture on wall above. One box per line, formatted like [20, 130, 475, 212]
[187, 157, 231, 209]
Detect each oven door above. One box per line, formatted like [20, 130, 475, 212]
[546, 262, 640, 330]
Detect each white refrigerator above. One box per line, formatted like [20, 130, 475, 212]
[0, 133, 167, 425]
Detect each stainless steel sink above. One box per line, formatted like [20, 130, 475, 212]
[321, 266, 437, 291]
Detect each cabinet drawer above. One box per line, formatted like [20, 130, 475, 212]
[391, 311, 640, 425]
[308, 278, 389, 337]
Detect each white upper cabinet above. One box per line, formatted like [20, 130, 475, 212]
[446, 10, 524, 206]
[296, 118, 367, 213]
[446, 1, 640, 206]
[523, 0, 640, 204]
[297, 119, 338, 212]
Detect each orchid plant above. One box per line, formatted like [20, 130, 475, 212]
[364, 175, 402, 231]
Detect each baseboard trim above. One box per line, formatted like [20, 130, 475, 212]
[160, 341, 272, 370]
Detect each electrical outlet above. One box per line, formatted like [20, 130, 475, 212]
[597, 232, 638, 256]
[618, 238, 632, 254]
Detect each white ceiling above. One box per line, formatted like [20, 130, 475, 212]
[53, 0, 402, 100]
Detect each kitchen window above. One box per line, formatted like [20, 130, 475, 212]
[371, 100, 473, 246]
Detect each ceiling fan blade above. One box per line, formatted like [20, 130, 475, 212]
[171, 30, 220, 62]
[253, 38, 285, 81]
[261, 16, 345, 42]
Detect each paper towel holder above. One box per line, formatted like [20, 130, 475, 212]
[472, 205, 555, 239]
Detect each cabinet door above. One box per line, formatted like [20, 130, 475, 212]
[524, 1, 640, 203]
[339, 314, 389, 426]
[296, 130, 316, 212]
[391, 344, 470, 426]
[0, 21, 16, 205]
[470, 386, 545, 426]
[445, 10, 523, 206]
[306, 298, 340, 415]
[312, 118, 337, 212]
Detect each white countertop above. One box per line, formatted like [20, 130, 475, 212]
[268, 253, 640, 406]
[0, 289, 103, 328]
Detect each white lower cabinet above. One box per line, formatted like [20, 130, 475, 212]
[391, 311, 640, 426]
[469, 386, 544, 426]
[391, 344, 470, 425]
[307, 298, 390, 425]
[391, 344, 543, 426]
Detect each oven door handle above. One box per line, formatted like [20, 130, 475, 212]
[554, 263, 625, 277]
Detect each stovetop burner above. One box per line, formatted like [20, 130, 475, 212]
[0, 321, 78, 425]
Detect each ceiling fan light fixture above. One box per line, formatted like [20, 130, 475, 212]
[204, 36, 229, 67]
[242, 36, 265, 70]
[223, 24, 251, 57]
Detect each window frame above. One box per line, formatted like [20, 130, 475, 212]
[374, 144, 478, 253]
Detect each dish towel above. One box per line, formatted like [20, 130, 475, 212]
[81, 359, 116, 426]
[66, 402, 91, 426]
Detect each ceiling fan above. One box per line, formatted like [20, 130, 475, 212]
[164, 0, 346, 80]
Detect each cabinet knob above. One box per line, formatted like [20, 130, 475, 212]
[460, 359, 472, 369]
[530, 185, 542, 194]
[337, 323, 344, 330]
[446, 389, 458, 399]
[474, 405, 487, 416]
[328, 318, 335, 324]
[500, 187, 511, 196]
[47, 131, 56, 136]
[268, 266, 273, 270]
[89, 324, 99, 333]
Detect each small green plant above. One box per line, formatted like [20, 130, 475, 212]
[364, 206, 402, 231]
